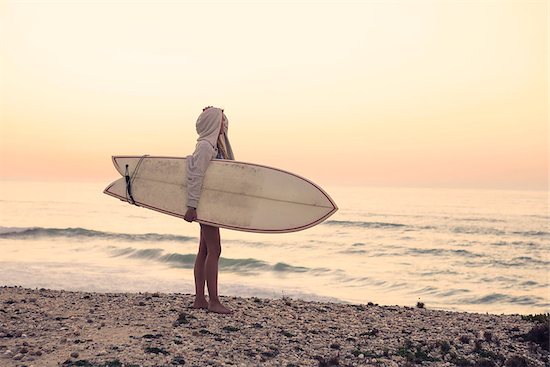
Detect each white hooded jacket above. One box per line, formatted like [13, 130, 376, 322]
[186, 107, 234, 208]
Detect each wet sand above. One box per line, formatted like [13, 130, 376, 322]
[0, 286, 548, 366]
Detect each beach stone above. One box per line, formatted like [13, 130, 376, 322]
[71, 351, 79, 358]
[171, 355, 186, 365]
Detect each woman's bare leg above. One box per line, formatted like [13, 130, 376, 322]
[193, 231, 208, 309]
[200, 224, 231, 314]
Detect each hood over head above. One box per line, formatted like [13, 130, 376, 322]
[195, 107, 234, 160]
[196, 107, 223, 148]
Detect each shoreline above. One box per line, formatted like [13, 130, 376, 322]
[0, 286, 548, 367]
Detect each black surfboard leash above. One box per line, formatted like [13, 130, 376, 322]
[124, 154, 149, 206]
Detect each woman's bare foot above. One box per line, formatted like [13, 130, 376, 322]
[193, 297, 209, 309]
[208, 301, 232, 314]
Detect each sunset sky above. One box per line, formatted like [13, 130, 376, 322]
[1, 0, 547, 190]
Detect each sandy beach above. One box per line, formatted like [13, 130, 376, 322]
[0, 286, 548, 367]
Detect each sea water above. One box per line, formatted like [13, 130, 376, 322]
[0, 180, 548, 315]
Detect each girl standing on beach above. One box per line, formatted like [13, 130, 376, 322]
[184, 106, 234, 314]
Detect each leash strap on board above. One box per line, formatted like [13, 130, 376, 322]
[124, 164, 136, 205]
[124, 155, 149, 206]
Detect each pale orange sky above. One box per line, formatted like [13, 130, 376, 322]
[0, 0, 548, 190]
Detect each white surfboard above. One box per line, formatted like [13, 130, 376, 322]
[104, 156, 337, 233]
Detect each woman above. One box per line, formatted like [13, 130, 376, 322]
[184, 106, 234, 314]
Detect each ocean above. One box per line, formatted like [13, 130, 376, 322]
[0, 180, 548, 315]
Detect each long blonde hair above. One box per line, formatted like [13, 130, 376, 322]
[217, 112, 234, 160]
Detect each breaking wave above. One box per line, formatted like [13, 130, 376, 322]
[110, 246, 318, 275]
[0, 227, 196, 243]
